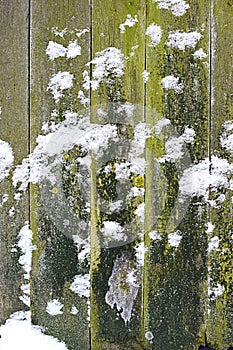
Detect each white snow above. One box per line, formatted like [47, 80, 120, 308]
[66, 41, 81, 58]
[18, 222, 35, 280]
[149, 230, 162, 241]
[168, 230, 182, 248]
[135, 203, 145, 223]
[48, 71, 73, 102]
[85, 47, 125, 90]
[70, 306, 78, 315]
[0, 311, 68, 350]
[76, 28, 90, 37]
[142, 70, 150, 83]
[153, 0, 190, 17]
[179, 155, 233, 201]
[193, 48, 207, 60]
[46, 41, 67, 60]
[119, 14, 138, 33]
[208, 236, 220, 253]
[155, 118, 171, 134]
[167, 30, 202, 51]
[46, 299, 64, 316]
[0, 193, 8, 207]
[208, 284, 225, 299]
[161, 75, 183, 93]
[134, 242, 148, 267]
[159, 127, 195, 162]
[146, 24, 162, 47]
[8, 206, 15, 217]
[0, 139, 14, 182]
[70, 273, 90, 298]
[77, 90, 90, 106]
[114, 161, 131, 180]
[101, 221, 125, 242]
[206, 222, 215, 234]
[46, 40, 82, 61]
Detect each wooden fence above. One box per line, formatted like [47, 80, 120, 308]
[0, 0, 233, 349]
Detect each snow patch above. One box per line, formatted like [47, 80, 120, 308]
[46, 299, 63, 316]
[0, 139, 14, 182]
[18, 222, 35, 280]
[101, 221, 126, 242]
[84, 47, 125, 90]
[149, 230, 162, 241]
[167, 30, 202, 51]
[168, 230, 182, 248]
[135, 242, 148, 267]
[193, 48, 207, 60]
[142, 70, 150, 83]
[0, 311, 68, 350]
[161, 75, 183, 93]
[119, 14, 138, 33]
[153, 0, 190, 17]
[70, 273, 90, 298]
[48, 71, 73, 102]
[146, 24, 162, 47]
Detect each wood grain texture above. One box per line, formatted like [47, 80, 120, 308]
[0, 0, 29, 324]
[207, 1, 233, 348]
[30, 1, 90, 349]
[90, 1, 146, 349]
[144, 1, 210, 349]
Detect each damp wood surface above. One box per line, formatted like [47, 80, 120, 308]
[0, 1, 232, 350]
[29, 1, 91, 349]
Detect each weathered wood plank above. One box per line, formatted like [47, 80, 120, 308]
[0, 0, 29, 324]
[207, 1, 233, 348]
[144, 1, 210, 348]
[30, 1, 91, 349]
[90, 1, 146, 349]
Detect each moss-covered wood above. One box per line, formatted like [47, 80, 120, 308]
[144, 1, 210, 349]
[30, 1, 90, 349]
[0, 0, 29, 324]
[0, 1, 233, 350]
[90, 1, 146, 349]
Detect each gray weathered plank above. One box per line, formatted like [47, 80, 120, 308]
[0, 0, 29, 324]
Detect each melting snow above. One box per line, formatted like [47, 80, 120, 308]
[105, 253, 140, 324]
